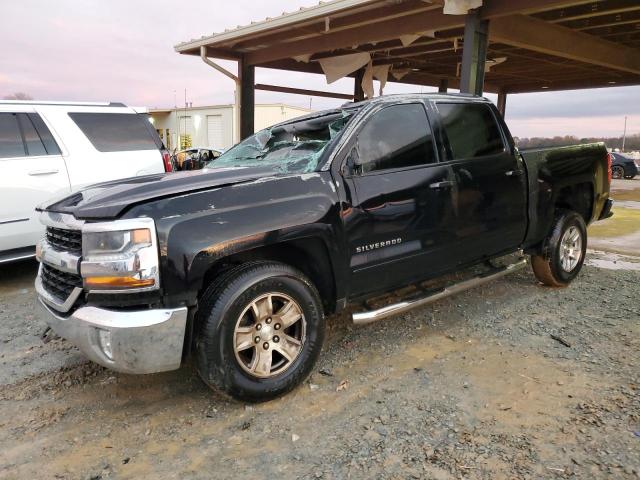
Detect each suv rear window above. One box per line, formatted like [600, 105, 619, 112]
[436, 103, 504, 160]
[69, 113, 159, 152]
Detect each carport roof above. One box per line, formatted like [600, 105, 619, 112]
[175, 0, 640, 94]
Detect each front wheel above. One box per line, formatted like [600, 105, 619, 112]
[196, 262, 324, 402]
[531, 210, 587, 287]
[611, 165, 624, 180]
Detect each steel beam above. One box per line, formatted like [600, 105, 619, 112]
[239, 58, 255, 140]
[460, 10, 489, 96]
[354, 68, 365, 102]
[491, 14, 640, 75]
[497, 91, 507, 116]
[255, 84, 353, 100]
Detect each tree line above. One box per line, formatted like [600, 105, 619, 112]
[514, 134, 640, 152]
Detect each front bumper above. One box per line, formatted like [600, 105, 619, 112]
[35, 296, 188, 374]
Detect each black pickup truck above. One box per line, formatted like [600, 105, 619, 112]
[35, 94, 613, 401]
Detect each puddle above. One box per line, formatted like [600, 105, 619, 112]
[615, 200, 640, 210]
[586, 250, 640, 271]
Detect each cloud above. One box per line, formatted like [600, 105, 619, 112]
[1, 0, 638, 138]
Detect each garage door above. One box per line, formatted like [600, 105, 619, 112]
[207, 115, 223, 148]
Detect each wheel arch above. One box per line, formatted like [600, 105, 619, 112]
[553, 181, 594, 226]
[194, 236, 338, 316]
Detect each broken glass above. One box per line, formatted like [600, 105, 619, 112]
[207, 110, 355, 174]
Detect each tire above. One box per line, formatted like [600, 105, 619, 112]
[611, 165, 624, 180]
[196, 261, 324, 402]
[531, 210, 587, 287]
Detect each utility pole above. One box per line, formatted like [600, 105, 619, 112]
[173, 90, 178, 151]
[622, 116, 627, 152]
[184, 89, 187, 149]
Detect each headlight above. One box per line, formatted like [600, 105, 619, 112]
[83, 229, 152, 259]
[81, 218, 160, 292]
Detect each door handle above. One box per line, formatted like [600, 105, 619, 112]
[28, 169, 59, 176]
[429, 180, 454, 189]
[505, 170, 523, 177]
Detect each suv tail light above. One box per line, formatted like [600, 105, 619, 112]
[162, 150, 173, 173]
[606, 152, 612, 184]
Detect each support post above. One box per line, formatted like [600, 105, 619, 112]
[354, 68, 365, 102]
[438, 79, 449, 93]
[460, 9, 489, 96]
[497, 90, 507, 117]
[239, 58, 255, 140]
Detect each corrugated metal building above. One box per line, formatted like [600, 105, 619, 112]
[150, 103, 311, 151]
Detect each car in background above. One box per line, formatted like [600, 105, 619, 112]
[172, 147, 223, 171]
[610, 152, 638, 179]
[0, 101, 171, 263]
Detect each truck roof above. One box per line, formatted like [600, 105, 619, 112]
[344, 92, 490, 107]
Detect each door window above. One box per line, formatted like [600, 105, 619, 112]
[356, 103, 435, 174]
[0, 113, 26, 158]
[436, 103, 504, 160]
[69, 112, 159, 152]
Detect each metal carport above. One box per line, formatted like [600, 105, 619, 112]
[175, 0, 640, 142]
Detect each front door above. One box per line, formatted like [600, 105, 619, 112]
[340, 102, 458, 297]
[433, 101, 527, 265]
[0, 112, 70, 252]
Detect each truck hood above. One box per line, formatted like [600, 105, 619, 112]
[40, 167, 276, 220]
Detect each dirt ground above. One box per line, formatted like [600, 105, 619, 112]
[1, 180, 639, 480]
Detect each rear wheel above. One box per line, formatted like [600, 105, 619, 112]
[531, 210, 587, 287]
[196, 262, 324, 402]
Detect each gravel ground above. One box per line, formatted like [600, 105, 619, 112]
[1, 178, 638, 480]
[0, 253, 638, 480]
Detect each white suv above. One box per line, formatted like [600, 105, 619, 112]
[0, 101, 171, 263]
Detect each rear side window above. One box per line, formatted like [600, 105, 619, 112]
[28, 113, 61, 155]
[69, 113, 159, 152]
[18, 114, 47, 156]
[437, 103, 504, 160]
[0, 113, 61, 158]
[0, 113, 25, 158]
[356, 103, 435, 174]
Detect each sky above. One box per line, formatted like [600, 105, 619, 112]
[1, 0, 638, 139]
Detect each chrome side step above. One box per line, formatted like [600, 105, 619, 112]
[352, 258, 529, 326]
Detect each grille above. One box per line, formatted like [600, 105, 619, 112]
[46, 227, 82, 255]
[41, 264, 83, 301]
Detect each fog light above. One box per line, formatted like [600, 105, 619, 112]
[97, 328, 113, 360]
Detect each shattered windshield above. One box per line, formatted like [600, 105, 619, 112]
[207, 111, 354, 173]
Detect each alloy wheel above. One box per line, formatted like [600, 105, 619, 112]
[233, 292, 306, 378]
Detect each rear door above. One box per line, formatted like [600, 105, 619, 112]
[433, 101, 527, 264]
[0, 111, 71, 252]
[340, 102, 458, 297]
